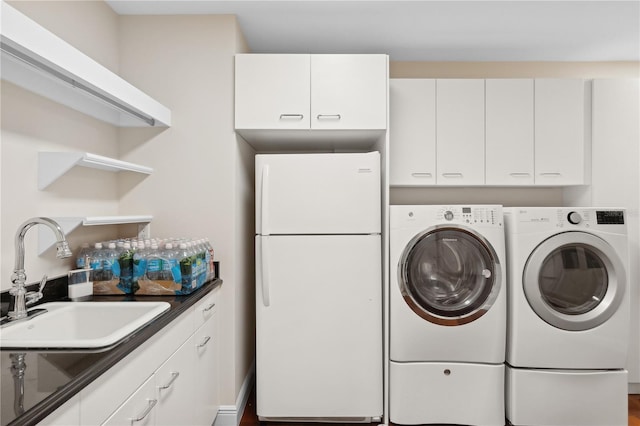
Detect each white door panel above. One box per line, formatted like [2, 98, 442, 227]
[256, 234, 383, 418]
[256, 152, 381, 235]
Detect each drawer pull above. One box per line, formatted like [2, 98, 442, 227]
[539, 172, 562, 177]
[198, 336, 212, 348]
[316, 114, 341, 120]
[411, 172, 433, 178]
[442, 173, 464, 178]
[509, 173, 531, 177]
[130, 399, 157, 424]
[203, 302, 216, 312]
[279, 114, 304, 120]
[158, 372, 180, 390]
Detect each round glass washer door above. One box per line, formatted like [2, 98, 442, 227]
[523, 231, 626, 331]
[398, 225, 502, 326]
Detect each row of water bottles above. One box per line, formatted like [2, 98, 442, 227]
[76, 237, 216, 295]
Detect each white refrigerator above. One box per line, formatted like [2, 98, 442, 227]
[255, 152, 383, 422]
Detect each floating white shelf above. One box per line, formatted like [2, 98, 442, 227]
[0, 2, 171, 127]
[38, 152, 153, 190]
[38, 215, 153, 255]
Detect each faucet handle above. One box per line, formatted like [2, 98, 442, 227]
[37, 275, 48, 293]
[25, 275, 47, 306]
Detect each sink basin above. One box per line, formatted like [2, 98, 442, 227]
[0, 301, 170, 349]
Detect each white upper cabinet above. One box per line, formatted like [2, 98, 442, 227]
[0, 2, 171, 127]
[389, 79, 436, 186]
[310, 54, 387, 130]
[485, 79, 535, 185]
[389, 78, 588, 187]
[235, 54, 387, 149]
[235, 54, 311, 130]
[534, 79, 587, 185]
[436, 79, 485, 185]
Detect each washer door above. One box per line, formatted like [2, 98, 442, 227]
[524, 231, 626, 331]
[398, 225, 502, 326]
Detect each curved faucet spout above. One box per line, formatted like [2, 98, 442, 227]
[8, 217, 72, 320]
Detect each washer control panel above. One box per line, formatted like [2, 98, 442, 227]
[437, 206, 501, 226]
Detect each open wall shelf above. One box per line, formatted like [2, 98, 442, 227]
[38, 215, 152, 255]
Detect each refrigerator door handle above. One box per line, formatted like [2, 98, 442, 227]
[261, 237, 271, 307]
[261, 164, 270, 236]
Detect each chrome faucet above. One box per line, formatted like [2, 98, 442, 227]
[7, 217, 73, 321]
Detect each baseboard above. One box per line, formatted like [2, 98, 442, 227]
[630, 383, 640, 394]
[214, 361, 256, 426]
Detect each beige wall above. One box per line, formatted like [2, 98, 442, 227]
[117, 14, 254, 409]
[1, 1, 123, 292]
[2, 2, 255, 413]
[391, 61, 640, 78]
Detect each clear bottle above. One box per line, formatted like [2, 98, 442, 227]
[117, 242, 135, 294]
[159, 243, 181, 288]
[76, 243, 91, 270]
[204, 238, 215, 281]
[145, 242, 162, 281]
[89, 242, 104, 282]
[133, 241, 148, 286]
[178, 243, 196, 294]
[102, 242, 120, 284]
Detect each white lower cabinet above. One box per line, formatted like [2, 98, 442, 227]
[38, 394, 81, 425]
[72, 287, 219, 426]
[156, 336, 197, 426]
[193, 293, 219, 426]
[103, 375, 157, 426]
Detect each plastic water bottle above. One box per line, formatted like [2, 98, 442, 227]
[117, 242, 135, 294]
[145, 242, 162, 281]
[133, 241, 148, 285]
[102, 242, 120, 284]
[204, 238, 215, 281]
[89, 243, 104, 282]
[178, 243, 195, 294]
[76, 243, 91, 269]
[159, 243, 181, 286]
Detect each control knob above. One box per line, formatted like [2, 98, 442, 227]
[567, 211, 582, 225]
[444, 211, 454, 221]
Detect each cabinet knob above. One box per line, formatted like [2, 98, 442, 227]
[131, 399, 157, 423]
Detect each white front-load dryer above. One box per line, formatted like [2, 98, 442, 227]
[389, 205, 506, 426]
[504, 207, 630, 426]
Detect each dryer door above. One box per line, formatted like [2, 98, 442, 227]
[523, 231, 626, 331]
[398, 226, 502, 326]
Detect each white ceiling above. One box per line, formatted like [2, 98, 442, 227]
[106, 1, 640, 62]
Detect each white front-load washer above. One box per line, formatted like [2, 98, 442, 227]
[504, 207, 630, 426]
[390, 205, 506, 426]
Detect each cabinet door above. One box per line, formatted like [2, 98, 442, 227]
[235, 54, 311, 129]
[389, 79, 436, 186]
[194, 305, 219, 426]
[534, 79, 586, 185]
[102, 375, 156, 426]
[485, 79, 534, 185]
[436, 79, 485, 185]
[311, 54, 387, 130]
[155, 336, 196, 426]
[39, 395, 80, 425]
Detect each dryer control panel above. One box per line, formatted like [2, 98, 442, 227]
[507, 207, 627, 234]
[437, 206, 501, 226]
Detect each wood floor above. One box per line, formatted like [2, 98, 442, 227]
[241, 389, 640, 426]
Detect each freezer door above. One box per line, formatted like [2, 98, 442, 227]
[255, 234, 383, 419]
[256, 152, 381, 235]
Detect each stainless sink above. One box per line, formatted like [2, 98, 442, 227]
[0, 301, 170, 349]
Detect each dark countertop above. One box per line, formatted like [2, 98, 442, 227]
[0, 278, 222, 426]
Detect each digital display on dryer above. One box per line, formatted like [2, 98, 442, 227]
[596, 210, 625, 225]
